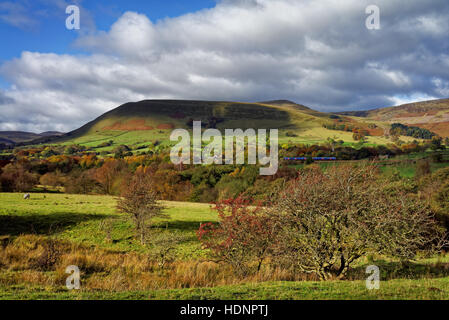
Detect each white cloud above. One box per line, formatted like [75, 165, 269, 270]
[1, 0, 449, 131]
[391, 93, 438, 106]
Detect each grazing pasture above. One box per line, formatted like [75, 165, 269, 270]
[1, 193, 449, 300]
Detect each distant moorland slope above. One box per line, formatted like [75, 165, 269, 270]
[48, 99, 400, 148]
[339, 98, 449, 138]
[3, 98, 448, 150]
[0, 131, 64, 145]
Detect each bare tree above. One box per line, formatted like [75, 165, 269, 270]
[198, 197, 278, 276]
[273, 163, 444, 280]
[117, 173, 166, 244]
[149, 231, 188, 269]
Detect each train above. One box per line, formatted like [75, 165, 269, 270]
[283, 157, 337, 161]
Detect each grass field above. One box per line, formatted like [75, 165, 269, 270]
[3, 278, 449, 300]
[286, 151, 449, 178]
[1, 193, 449, 300]
[0, 193, 216, 256]
[56, 127, 417, 154]
[379, 161, 449, 178]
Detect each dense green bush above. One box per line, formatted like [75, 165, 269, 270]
[391, 123, 436, 139]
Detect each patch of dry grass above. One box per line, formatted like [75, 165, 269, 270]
[0, 235, 306, 292]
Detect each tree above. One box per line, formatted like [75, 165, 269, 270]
[113, 145, 131, 158]
[326, 137, 336, 152]
[430, 136, 444, 151]
[64, 169, 98, 194]
[198, 197, 278, 275]
[39, 171, 64, 188]
[149, 231, 188, 269]
[352, 129, 369, 142]
[391, 123, 436, 139]
[0, 162, 38, 192]
[117, 173, 166, 244]
[64, 145, 76, 155]
[94, 158, 127, 195]
[272, 163, 443, 280]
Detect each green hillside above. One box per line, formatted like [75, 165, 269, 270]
[339, 98, 449, 138]
[51, 99, 403, 151]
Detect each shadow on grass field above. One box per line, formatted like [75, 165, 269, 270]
[161, 220, 204, 232]
[349, 259, 449, 281]
[0, 213, 108, 236]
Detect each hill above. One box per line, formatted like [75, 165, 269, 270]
[0, 131, 64, 146]
[16, 98, 449, 152]
[39, 131, 64, 137]
[50, 99, 401, 150]
[0, 131, 42, 144]
[339, 98, 449, 138]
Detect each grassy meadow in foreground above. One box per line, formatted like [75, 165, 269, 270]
[1, 193, 449, 300]
[0, 193, 216, 256]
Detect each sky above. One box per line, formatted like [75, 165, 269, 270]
[0, 0, 449, 132]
